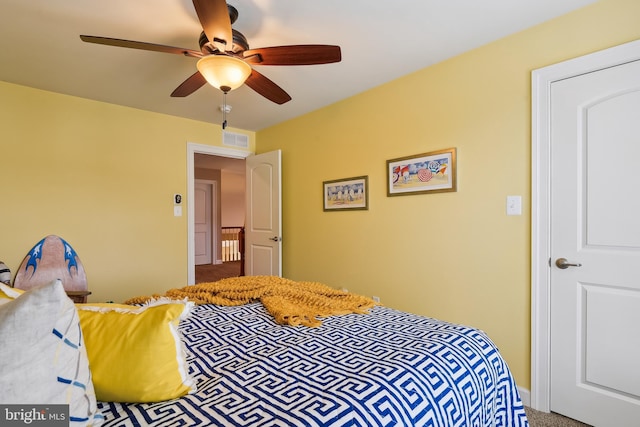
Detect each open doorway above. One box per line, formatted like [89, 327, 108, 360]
[194, 154, 245, 283]
[187, 143, 251, 285]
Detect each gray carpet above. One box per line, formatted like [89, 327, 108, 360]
[525, 407, 591, 426]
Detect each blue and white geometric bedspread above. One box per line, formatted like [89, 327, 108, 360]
[98, 304, 529, 426]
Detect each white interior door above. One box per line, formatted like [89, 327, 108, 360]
[194, 180, 214, 265]
[549, 59, 640, 426]
[245, 150, 281, 276]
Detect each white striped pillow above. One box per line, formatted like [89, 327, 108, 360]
[0, 280, 104, 426]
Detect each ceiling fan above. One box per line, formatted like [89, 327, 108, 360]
[80, 0, 342, 105]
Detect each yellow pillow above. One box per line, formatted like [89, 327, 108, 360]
[76, 299, 196, 403]
[0, 282, 22, 304]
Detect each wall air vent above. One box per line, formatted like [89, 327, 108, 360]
[222, 131, 249, 148]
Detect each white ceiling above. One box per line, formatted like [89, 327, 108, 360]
[1, 0, 596, 131]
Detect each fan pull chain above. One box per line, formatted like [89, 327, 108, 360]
[222, 91, 228, 130]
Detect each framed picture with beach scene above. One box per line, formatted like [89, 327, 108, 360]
[386, 148, 457, 196]
[323, 176, 369, 211]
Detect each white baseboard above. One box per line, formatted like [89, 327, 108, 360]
[518, 386, 531, 407]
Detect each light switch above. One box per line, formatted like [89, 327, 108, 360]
[506, 195, 522, 216]
[174, 206, 182, 217]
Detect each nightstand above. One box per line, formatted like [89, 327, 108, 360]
[66, 290, 91, 303]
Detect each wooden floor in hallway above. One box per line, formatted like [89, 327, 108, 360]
[195, 261, 242, 283]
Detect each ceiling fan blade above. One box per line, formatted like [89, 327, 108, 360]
[192, 0, 232, 51]
[244, 70, 292, 105]
[80, 35, 202, 58]
[171, 72, 207, 97]
[243, 45, 341, 66]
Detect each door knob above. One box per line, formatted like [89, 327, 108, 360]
[555, 258, 582, 269]
[269, 236, 281, 242]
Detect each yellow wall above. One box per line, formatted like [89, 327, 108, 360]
[0, 82, 254, 303]
[256, 0, 640, 390]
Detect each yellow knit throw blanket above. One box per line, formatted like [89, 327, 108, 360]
[124, 276, 376, 327]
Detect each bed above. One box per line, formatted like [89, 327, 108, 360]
[0, 277, 528, 426]
[97, 301, 529, 426]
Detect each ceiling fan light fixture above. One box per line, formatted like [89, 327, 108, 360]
[197, 55, 251, 92]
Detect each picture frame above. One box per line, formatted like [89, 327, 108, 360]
[323, 176, 369, 211]
[386, 148, 457, 196]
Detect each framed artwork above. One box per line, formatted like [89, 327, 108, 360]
[387, 148, 457, 196]
[323, 176, 369, 211]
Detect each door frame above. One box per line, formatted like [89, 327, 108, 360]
[187, 142, 251, 285]
[531, 39, 640, 412]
